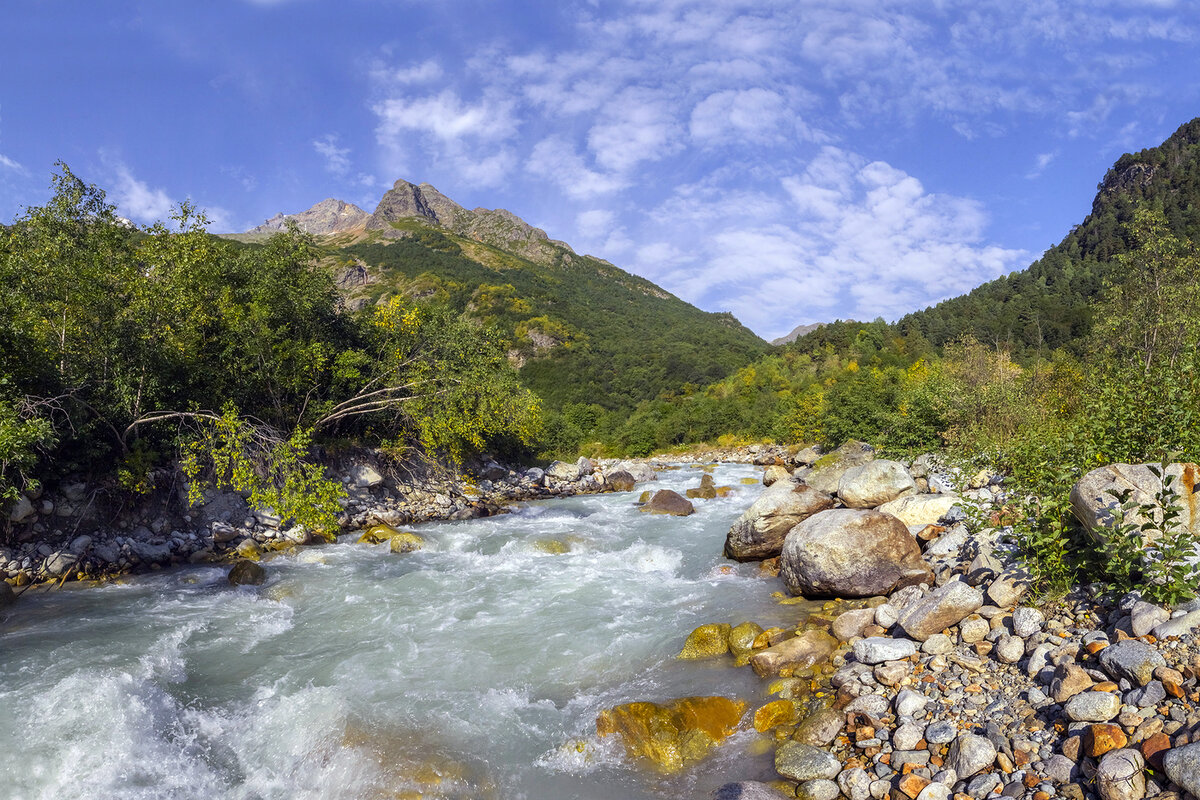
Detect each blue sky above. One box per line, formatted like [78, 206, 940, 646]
[3, 0, 1199, 340]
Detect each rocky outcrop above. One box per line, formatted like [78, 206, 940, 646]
[724, 481, 837, 562]
[780, 509, 932, 597]
[249, 198, 368, 236]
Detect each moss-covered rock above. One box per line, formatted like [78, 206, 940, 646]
[532, 538, 569, 555]
[389, 532, 425, 553]
[235, 539, 263, 562]
[678, 623, 732, 659]
[358, 525, 425, 553]
[753, 699, 799, 732]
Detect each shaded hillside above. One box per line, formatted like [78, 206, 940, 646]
[895, 117, 1200, 356]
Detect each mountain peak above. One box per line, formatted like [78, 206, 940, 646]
[249, 198, 368, 236]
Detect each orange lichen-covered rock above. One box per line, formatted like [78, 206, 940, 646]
[596, 696, 746, 772]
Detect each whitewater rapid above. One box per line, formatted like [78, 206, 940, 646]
[0, 463, 798, 799]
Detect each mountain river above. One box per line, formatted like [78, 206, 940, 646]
[0, 463, 806, 799]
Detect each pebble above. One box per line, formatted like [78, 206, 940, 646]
[947, 733, 997, 778]
[895, 688, 929, 718]
[1064, 691, 1121, 722]
[855, 637, 917, 665]
[1012, 607, 1044, 638]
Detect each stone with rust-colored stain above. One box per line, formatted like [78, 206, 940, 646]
[754, 700, 799, 732]
[596, 696, 746, 772]
[678, 623, 732, 660]
[1140, 732, 1172, 769]
[1084, 724, 1128, 757]
[898, 773, 931, 799]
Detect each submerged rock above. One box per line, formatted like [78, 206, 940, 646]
[640, 490, 694, 516]
[228, 559, 266, 586]
[596, 696, 746, 772]
[781, 509, 932, 597]
[729, 621, 765, 666]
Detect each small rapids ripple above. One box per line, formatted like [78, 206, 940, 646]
[0, 464, 797, 799]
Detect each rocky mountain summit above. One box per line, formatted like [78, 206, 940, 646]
[248, 198, 369, 236]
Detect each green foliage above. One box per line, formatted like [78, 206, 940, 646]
[180, 408, 345, 538]
[0, 396, 54, 506]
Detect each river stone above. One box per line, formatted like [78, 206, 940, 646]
[679, 624, 731, 660]
[994, 635, 1025, 664]
[1045, 753, 1079, 784]
[712, 782, 793, 800]
[1071, 462, 1200, 544]
[545, 460, 580, 481]
[838, 767, 872, 800]
[1052, 663, 1095, 703]
[1064, 691, 1121, 722]
[893, 722, 925, 751]
[803, 441, 875, 495]
[1130, 601, 1170, 638]
[775, 742, 840, 782]
[895, 688, 928, 718]
[763, 465, 791, 486]
[1098, 640, 1166, 686]
[725, 481, 837, 561]
[228, 559, 266, 586]
[606, 470, 636, 492]
[0, 581, 15, 607]
[729, 622, 764, 666]
[612, 461, 657, 483]
[781, 509, 933, 598]
[44, 551, 77, 577]
[640, 490, 694, 516]
[1153, 608, 1200, 638]
[854, 636, 917, 665]
[750, 629, 838, 677]
[916, 783, 951, 800]
[845, 694, 890, 717]
[796, 779, 840, 800]
[986, 569, 1031, 608]
[833, 608, 878, 641]
[1163, 741, 1200, 798]
[838, 460, 917, 508]
[924, 720, 957, 744]
[877, 494, 961, 527]
[1127, 680, 1166, 708]
[897, 580, 984, 641]
[1096, 749, 1145, 800]
[922, 633, 953, 655]
[351, 464, 385, 488]
[793, 707, 845, 746]
[1012, 606, 1044, 637]
[8, 495, 35, 523]
[948, 733, 997, 778]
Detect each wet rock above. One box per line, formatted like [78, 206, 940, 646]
[679, 623, 731, 660]
[725, 482, 837, 561]
[640, 490, 694, 516]
[750, 629, 838, 677]
[0, 581, 15, 607]
[712, 782, 793, 800]
[775, 742, 840, 782]
[389, 532, 424, 553]
[228, 559, 266, 586]
[947, 733, 997, 779]
[876, 494, 961, 527]
[753, 700, 799, 732]
[803, 441, 875, 495]
[837, 460, 917, 508]
[1096, 749, 1145, 800]
[1099, 640, 1166, 686]
[897, 581, 984, 642]
[729, 622, 764, 666]
[854, 636, 917, 665]
[1064, 691, 1121, 722]
[781, 509, 933, 598]
[596, 696, 745, 772]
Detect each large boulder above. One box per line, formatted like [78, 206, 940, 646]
[877, 494, 961, 527]
[780, 509, 933, 597]
[724, 481, 837, 562]
[1070, 462, 1200, 545]
[596, 696, 745, 773]
[838, 460, 917, 508]
[606, 470, 637, 492]
[763, 465, 791, 486]
[802, 441, 874, 495]
[612, 461, 658, 483]
[641, 490, 695, 516]
[545, 460, 580, 482]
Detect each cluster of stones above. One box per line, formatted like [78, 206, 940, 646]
[0, 453, 662, 592]
[664, 443, 1200, 800]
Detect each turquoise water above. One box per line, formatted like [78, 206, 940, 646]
[0, 464, 797, 799]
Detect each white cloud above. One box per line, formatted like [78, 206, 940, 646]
[0, 153, 24, 174]
[576, 208, 615, 239]
[313, 133, 351, 176]
[373, 89, 516, 143]
[587, 87, 681, 172]
[527, 136, 628, 198]
[373, 59, 443, 85]
[689, 88, 790, 145]
[1026, 151, 1058, 179]
[111, 164, 174, 225]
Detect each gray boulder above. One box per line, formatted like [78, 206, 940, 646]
[1163, 741, 1200, 798]
[803, 440, 874, 495]
[781, 509, 933, 598]
[947, 733, 997, 779]
[611, 461, 657, 483]
[763, 464, 791, 486]
[1098, 639, 1166, 686]
[1071, 461, 1200, 545]
[897, 580, 983, 641]
[724, 481, 836, 562]
[639, 490, 694, 516]
[838, 460, 917, 508]
[876, 494, 960, 527]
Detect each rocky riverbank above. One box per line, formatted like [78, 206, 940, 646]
[594, 442, 1200, 800]
[0, 452, 671, 594]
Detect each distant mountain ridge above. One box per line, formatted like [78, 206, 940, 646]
[249, 198, 368, 236]
[771, 322, 824, 346]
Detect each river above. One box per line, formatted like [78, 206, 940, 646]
[0, 463, 801, 799]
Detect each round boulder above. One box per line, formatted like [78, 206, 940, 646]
[228, 559, 266, 586]
[725, 481, 837, 562]
[781, 509, 933, 598]
[640, 489, 695, 516]
[838, 460, 917, 508]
